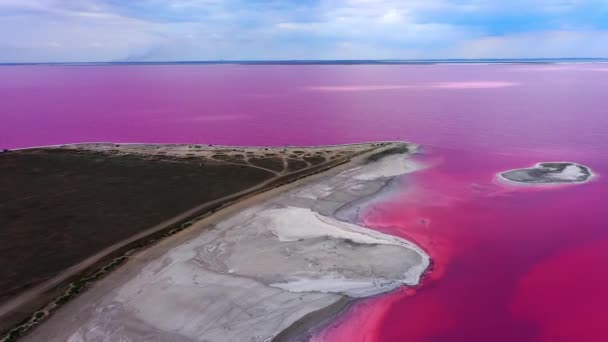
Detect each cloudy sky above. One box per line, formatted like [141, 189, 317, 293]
[1, 0, 608, 62]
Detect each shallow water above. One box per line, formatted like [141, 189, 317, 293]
[316, 147, 608, 341]
[2, 64, 608, 341]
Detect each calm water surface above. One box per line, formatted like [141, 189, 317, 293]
[2, 64, 607, 341]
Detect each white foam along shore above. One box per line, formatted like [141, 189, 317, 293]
[497, 161, 597, 186]
[22, 142, 429, 342]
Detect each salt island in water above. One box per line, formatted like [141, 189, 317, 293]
[1, 141, 428, 342]
[499, 162, 593, 185]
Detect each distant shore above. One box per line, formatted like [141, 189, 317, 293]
[1, 58, 608, 67]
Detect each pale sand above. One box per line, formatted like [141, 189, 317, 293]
[22, 142, 428, 342]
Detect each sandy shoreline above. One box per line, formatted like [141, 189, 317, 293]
[1, 142, 388, 339]
[4, 141, 428, 342]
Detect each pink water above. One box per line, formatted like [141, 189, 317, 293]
[2, 64, 608, 341]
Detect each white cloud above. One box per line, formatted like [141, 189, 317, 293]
[454, 30, 608, 58]
[0, 8, 166, 61]
[0, 0, 607, 62]
[380, 9, 406, 24]
[277, 22, 314, 31]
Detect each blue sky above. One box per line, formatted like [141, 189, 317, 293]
[1, 0, 608, 62]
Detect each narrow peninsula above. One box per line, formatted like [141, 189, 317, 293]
[0, 142, 428, 342]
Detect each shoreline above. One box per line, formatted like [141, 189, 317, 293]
[273, 297, 356, 342]
[1, 59, 608, 67]
[14, 141, 428, 342]
[1, 141, 403, 341]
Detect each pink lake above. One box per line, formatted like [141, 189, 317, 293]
[2, 64, 608, 341]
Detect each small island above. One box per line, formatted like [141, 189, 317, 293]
[499, 162, 593, 185]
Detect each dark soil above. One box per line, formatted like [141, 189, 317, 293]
[287, 159, 308, 172]
[0, 149, 275, 304]
[302, 156, 326, 165]
[249, 157, 285, 173]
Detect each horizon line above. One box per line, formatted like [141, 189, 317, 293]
[2, 57, 608, 66]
